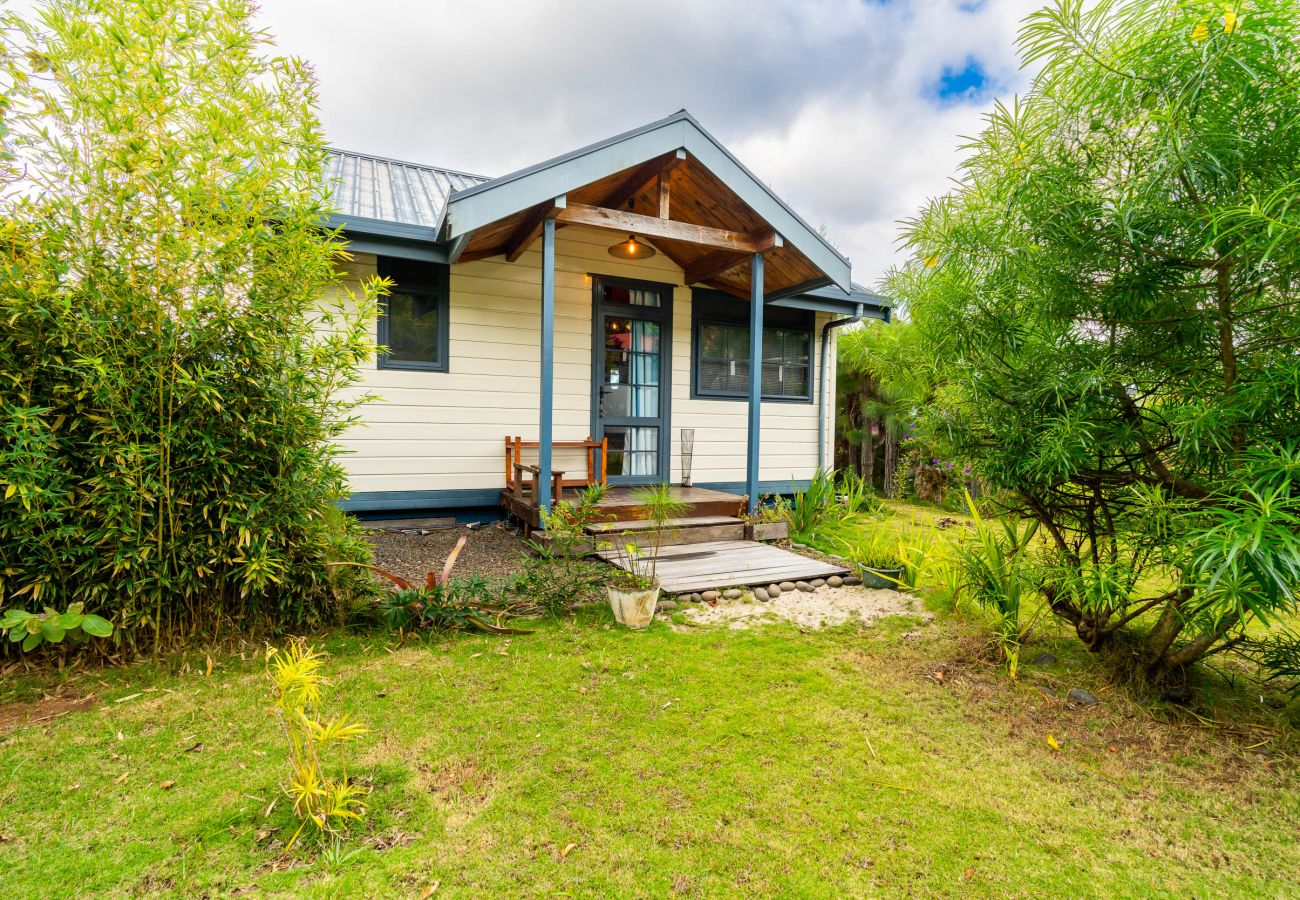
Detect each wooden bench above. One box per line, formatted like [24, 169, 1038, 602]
[504, 435, 608, 503]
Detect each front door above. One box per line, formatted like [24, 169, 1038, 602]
[591, 275, 672, 485]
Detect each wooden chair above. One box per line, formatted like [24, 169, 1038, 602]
[504, 435, 608, 504]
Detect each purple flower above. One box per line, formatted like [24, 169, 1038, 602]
[963, 466, 971, 474]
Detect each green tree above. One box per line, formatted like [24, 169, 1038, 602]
[0, 0, 380, 651]
[890, 0, 1300, 682]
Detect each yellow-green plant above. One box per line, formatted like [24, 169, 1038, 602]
[0, 0, 381, 655]
[266, 641, 369, 850]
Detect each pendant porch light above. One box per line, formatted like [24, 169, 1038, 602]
[608, 234, 656, 260]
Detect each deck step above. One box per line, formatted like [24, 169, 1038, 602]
[585, 516, 745, 546]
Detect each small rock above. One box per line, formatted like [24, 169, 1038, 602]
[1030, 652, 1057, 667]
[658, 600, 678, 611]
[767, 583, 782, 597]
[1067, 688, 1100, 707]
[792, 543, 808, 550]
[753, 588, 769, 601]
[722, 589, 742, 600]
[702, 590, 721, 603]
[688, 593, 702, 603]
[843, 575, 863, 586]
[779, 581, 796, 592]
[796, 581, 814, 593]
[811, 578, 826, 588]
[827, 575, 844, 587]
[828, 554, 846, 562]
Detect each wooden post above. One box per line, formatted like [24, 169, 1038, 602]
[746, 252, 764, 513]
[538, 213, 558, 514]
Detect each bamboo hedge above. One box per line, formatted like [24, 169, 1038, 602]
[0, 0, 382, 653]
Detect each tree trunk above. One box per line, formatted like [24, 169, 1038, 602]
[882, 433, 897, 497]
[863, 420, 876, 490]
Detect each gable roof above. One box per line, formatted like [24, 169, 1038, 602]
[442, 110, 851, 292]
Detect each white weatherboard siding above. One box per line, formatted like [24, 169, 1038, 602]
[332, 225, 830, 498]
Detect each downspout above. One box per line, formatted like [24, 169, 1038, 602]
[818, 303, 864, 472]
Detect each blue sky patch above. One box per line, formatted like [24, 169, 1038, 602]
[928, 56, 996, 105]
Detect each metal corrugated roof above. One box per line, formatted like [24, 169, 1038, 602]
[324, 149, 490, 230]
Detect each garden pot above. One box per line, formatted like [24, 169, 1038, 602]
[606, 582, 660, 629]
[745, 521, 789, 542]
[857, 566, 905, 590]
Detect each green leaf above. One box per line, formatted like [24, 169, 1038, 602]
[80, 615, 114, 638]
[57, 610, 84, 629]
[41, 620, 66, 643]
[21, 631, 42, 652]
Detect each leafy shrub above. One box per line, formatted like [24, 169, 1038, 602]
[785, 470, 843, 537]
[954, 494, 1042, 678]
[0, 602, 113, 652]
[517, 485, 611, 616]
[266, 641, 369, 850]
[0, 0, 380, 654]
[836, 470, 882, 517]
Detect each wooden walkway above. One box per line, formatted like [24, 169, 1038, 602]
[597, 539, 849, 594]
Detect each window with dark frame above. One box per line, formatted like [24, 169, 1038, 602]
[691, 291, 814, 402]
[376, 256, 450, 372]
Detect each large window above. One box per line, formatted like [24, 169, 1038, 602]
[691, 291, 814, 402]
[376, 256, 450, 372]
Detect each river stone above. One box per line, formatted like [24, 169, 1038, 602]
[843, 574, 863, 586]
[827, 575, 844, 588]
[686, 593, 701, 603]
[1067, 688, 1100, 707]
[796, 581, 815, 593]
[702, 590, 721, 603]
[1030, 652, 1057, 667]
[723, 588, 742, 600]
[753, 587, 769, 601]
[779, 581, 797, 592]
[658, 600, 678, 611]
[792, 543, 808, 550]
[811, 578, 826, 588]
[767, 584, 782, 598]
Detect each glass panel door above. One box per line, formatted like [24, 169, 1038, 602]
[593, 278, 670, 484]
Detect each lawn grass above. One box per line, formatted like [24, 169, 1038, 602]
[3, 581, 1299, 896]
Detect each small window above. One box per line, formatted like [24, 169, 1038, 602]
[691, 291, 814, 402]
[377, 256, 449, 372]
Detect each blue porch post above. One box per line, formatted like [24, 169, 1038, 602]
[746, 252, 764, 513]
[537, 216, 556, 515]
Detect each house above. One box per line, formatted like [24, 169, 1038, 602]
[324, 110, 889, 525]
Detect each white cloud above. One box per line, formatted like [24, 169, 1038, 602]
[254, 0, 1049, 288]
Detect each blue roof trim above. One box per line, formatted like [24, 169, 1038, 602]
[442, 110, 852, 291]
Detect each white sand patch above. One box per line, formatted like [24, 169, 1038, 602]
[674, 585, 932, 631]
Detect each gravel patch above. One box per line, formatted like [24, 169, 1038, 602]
[677, 584, 932, 631]
[366, 523, 530, 585]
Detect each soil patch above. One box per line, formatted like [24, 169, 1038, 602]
[367, 522, 528, 584]
[678, 585, 931, 631]
[0, 690, 95, 735]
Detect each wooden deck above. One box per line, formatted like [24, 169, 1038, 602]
[596, 539, 850, 594]
[501, 485, 746, 530]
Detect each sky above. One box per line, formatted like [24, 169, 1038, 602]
[252, 0, 1050, 288]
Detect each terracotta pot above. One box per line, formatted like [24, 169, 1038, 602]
[606, 583, 660, 629]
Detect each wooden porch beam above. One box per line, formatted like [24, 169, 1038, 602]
[555, 202, 776, 254]
[599, 149, 687, 213]
[504, 196, 567, 263]
[684, 249, 749, 285]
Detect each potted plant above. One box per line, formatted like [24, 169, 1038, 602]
[743, 495, 790, 542]
[600, 484, 689, 628]
[848, 531, 906, 590]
